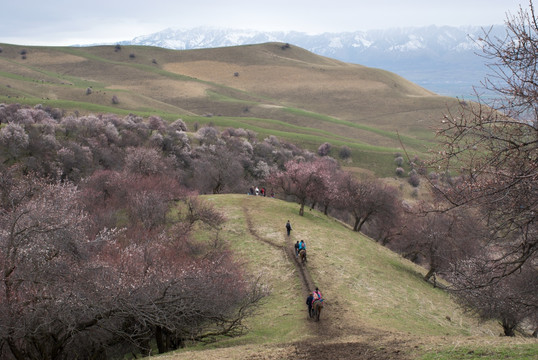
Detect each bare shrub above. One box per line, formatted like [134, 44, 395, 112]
[169, 118, 188, 132]
[339, 145, 351, 159]
[317, 142, 332, 156]
[408, 173, 420, 187]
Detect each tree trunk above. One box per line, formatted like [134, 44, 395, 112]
[353, 217, 360, 231]
[299, 201, 305, 216]
[7, 337, 26, 360]
[502, 317, 516, 336]
[424, 267, 436, 285]
[155, 326, 165, 353]
[356, 217, 368, 232]
[323, 204, 328, 215]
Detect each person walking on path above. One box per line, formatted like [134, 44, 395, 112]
[294, 241, 300, 256]
[306, 293, 314, 318]
[286, 220, 292, 236]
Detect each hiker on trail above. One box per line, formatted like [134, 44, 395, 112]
[286, 220, 292, 236]
[306, 293, 314, 318]
[298, 240, 305, 252]
[255, 186, 260, 196]
[294, 241, 300, 257]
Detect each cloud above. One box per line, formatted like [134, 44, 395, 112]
[0, 0, 525, 46]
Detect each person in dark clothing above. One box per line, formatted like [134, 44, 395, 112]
[294, 241, 300, 257]
[286, 220, 292, 236]
[306, 294, 314, 318]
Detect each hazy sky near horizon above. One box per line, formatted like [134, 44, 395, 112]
[0, 0, 527, 46]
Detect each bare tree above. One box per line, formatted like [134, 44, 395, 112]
[336, 173, 399, 232]
[391, 205, 483, 285]
[268, 159, 324, 216]
[430, 2, 538, 335]
[0, 176, 97, 360]
[1, 170, 268, 359]
[0, 123, 29, 162]
[433, 1, 538, 285]
[449, 262, 538, 336]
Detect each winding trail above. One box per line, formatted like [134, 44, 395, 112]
[240, 199, 411, 359]
[242, 203, 315, 298]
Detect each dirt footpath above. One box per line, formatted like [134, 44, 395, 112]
[242, 206, 412, 360]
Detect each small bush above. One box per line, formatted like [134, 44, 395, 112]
[114, 44, 121, 52]
[0, 47, 3, 53]
[339, 145, 351, 159]
[85, 87, 92, 95]
[408, 174, 420, 187]
[170, 119, 187, 132]
[394, 156, 404, 166]
[152, 59, 157, 64]
[395, 167, 404, 177]
[20, 49, 27, 56]
[317, 142, 331, 157]
[111, 95, 119, 104]
[129, 53, 135, 59]
[234, 72, 239, 77]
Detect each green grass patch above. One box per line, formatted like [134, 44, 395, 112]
[419, 343, 538, 360]
[283, 107, 430, 151]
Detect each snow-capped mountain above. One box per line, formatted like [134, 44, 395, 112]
[122, 26, 506, 98]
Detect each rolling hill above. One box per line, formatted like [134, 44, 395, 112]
[1, 42, 536, 357]
[162, 194, 536, 359]
[0, 42, 463, 177]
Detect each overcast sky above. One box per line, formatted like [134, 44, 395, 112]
[0, 0, 527, 46]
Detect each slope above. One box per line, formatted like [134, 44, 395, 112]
[0, 42, 462, 176]
[155, 194, 538, 360]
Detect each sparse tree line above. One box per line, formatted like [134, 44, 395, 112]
[269, 1, 538, 337]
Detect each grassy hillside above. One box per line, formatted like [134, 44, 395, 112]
[166, 194, 536, 359]
[0, 42, 462, 177]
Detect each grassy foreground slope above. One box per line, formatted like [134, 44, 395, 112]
[0, 42, 462, 176]
[160, 195, 536, 359]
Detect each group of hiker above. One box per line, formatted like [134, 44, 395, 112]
[294, 240, 306, 256]
[285, 220, 324, 318]
[248, 186, 274, 197]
